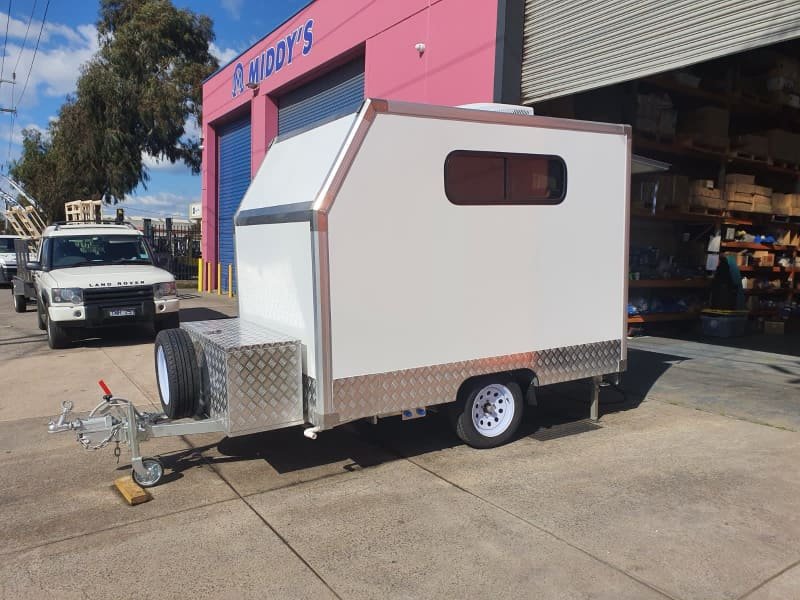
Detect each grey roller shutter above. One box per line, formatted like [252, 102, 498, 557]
[278, 58, 365, 136]
[521, 0, 800, 103]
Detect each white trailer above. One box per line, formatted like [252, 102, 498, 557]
[49, 100, 631, 487]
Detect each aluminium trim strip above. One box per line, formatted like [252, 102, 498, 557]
[375, 99, 629, 137]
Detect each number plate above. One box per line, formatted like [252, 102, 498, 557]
[108, 309, 136, 317]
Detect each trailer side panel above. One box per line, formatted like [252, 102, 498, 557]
[326, 111, 628, 420]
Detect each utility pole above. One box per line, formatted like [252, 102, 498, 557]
[0, 76, 15, 114]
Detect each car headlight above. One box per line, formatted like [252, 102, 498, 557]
[154, 281, 177, 299]
[52, 288, 83, 304]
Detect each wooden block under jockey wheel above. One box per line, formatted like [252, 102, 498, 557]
[113, 475, 153, 506]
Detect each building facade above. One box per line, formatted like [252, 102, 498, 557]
[201, 0, 525, 289]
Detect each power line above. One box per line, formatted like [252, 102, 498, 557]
[14, 0, 46, 110]
[0, 0, 10, 83]
[7, 0, 47, 167]
[11, 0, 37, 91]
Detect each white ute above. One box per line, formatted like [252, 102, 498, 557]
[0, 234, 21, 285]
[27, 222, 180, 349]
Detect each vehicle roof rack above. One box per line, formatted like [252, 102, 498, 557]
[51, 220, 139, 231]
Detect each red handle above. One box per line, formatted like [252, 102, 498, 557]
[98, 380, 112, 396]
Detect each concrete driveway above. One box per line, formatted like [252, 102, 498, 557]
[1, 290, 799, 600]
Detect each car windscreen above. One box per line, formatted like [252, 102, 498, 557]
[49, 235, 153, 269]
[0, 238, 16, 252]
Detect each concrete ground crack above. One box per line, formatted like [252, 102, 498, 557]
[737, 556, 800, 599]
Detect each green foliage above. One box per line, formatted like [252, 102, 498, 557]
[10, 0, 217, 211]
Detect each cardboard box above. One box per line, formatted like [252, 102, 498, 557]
[753, 199, 773, 214]
[732, 134, 769, 158]
[728, 200, 755, 213]
[632, 175, 689, 211]
[770, 57, 799, 81]
[753, 251, 774, 267]
[764, 321, 785, 335]
[725, 181, 773, 212]
[765, 129, 800, 164]
[688, 180, 723, 209]
[679, 106, 729, 139]
[726, 173, 756, 185]
[772, 193, 794, 215]
[636, 93, 677, 138]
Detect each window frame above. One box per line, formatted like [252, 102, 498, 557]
[444, 150, 567, 206]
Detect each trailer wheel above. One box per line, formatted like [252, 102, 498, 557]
[452, 379, 523, 448]
[154, 328, 199, 419]
[46, 312, 71, 349]
[12, 292, 26, 313]
[132, 457, 164, 488]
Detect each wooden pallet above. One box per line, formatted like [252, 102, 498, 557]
[728, 150, 772, 164]
[685, 205, 725, 216]
[773, 160, 800, 171]
[677, 136, 728, 153]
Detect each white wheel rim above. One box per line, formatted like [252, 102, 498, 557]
[471, 383, 515, 438]
[156, 346, 170, 406]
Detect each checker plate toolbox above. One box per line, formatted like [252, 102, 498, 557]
[183, 319, 304, 436]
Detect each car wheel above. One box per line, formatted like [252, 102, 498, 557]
[46, 310, 71, 350]
[451, 378, 524, 449]
[154, 328, 199, 419]
[12, 292, 26, 313]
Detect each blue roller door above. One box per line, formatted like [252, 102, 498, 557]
[278, 58, 365, 136]
[217, 116, 251, 292]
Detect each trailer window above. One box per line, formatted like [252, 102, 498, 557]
[444, 151, 566, 205]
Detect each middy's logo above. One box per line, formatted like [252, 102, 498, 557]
[232, 18, 314, 98]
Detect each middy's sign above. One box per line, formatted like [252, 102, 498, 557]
[232, 18, 314, 98]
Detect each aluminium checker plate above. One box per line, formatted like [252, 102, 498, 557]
[182, 319, 304, 436]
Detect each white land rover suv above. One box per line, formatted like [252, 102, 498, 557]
[28, 223, 180, 349]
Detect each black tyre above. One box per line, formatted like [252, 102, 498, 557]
[154, 328, 199, 419]
[132, 457, 164, 488]
[36, 299, 46, 330]
[12, 293, 26, 313]
[451, 378, 524, 449]
[46, 311, 71, 349]
[154, 312, 180, 333]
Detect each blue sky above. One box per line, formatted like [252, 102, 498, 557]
[0, 0, 311, 220]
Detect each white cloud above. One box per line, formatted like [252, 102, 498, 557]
[142, 152, 191, 174]
[123, 191, 198, 218]
[220, 0, 243, 20]
[0, 18, 99, 110]
[1, 11, 87, 45]
[210, 42, 238, 66]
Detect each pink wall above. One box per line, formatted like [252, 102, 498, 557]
[201, 0, 500, 271]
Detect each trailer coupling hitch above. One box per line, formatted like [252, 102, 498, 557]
[48, 400, 77, 433]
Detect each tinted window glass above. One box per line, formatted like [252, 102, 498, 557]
[445, 151, 566, 205]
[48, 235, 153, 269]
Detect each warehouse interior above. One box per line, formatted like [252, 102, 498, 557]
[534, 39, 800, 342]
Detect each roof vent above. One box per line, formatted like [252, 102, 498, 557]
[458, 102, 534, 116]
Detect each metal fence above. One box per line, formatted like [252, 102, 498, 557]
[143, 219, 202, 281]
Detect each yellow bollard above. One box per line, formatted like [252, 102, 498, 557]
[228, 264, 233, 298]
[197, 258, 203, 292]
[217, 262, 222, 295]
[206, 261, 212, 293]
